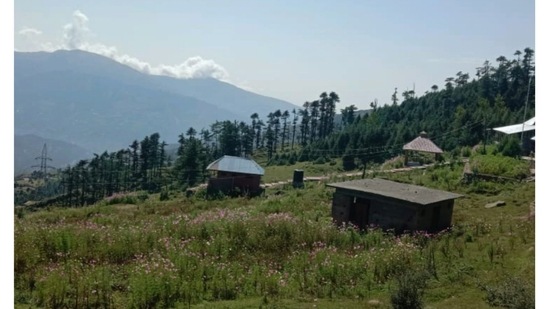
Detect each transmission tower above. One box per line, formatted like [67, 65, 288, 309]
[32, 143, 55, 179]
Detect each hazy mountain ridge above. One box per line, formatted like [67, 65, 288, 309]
[15, 69, 241, 151]
[15, 50, 298, 118]
[15, 50, 299, 174]
[15, 134, 93, 176]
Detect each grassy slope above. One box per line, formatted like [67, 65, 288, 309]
[14, 161, 534, 308]
[262, 160, 344, 184]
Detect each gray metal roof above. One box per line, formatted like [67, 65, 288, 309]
[327, 178, 462, 205]
[206, 155, 265, 175]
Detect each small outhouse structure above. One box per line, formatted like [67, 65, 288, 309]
[403, 131, 443, 165]
[327, 178, 461, 233]
[206, 155, 265, 195]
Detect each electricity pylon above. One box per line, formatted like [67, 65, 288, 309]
[32, 143, 55, 179]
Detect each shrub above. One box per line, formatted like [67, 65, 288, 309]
[314, 157, 327, 164]
[451, 147, 461, 159]
[298, 151, 309, 162]
[288, 153, 297, 165]
[342, 154, 356, 171]
[137, 192, 149, 202]
[461, 146, 472, 157]
[105, 193, 138, 205]
[390, 269, 428, 309]
[481, 275, 534, 309]
[498, 135, 521, 157]
[15, 207, 25, 219]
[159, 190, 170, 201]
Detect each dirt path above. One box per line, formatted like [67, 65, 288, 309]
[261, 162, 440, 189]
[188, 158, 532, 192]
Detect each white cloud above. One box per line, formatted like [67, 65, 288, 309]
[51, 10, 229, 80]
[62, 10, 90, 50]
[44, 43, 59, 52]
[18, 27, 56, 51]
[18, 27, 42, 37]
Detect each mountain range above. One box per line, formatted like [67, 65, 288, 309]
[14, 50, 298, 175]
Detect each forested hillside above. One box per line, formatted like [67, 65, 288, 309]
[15, 48, 535, 207]
[296, 48, 535, 164]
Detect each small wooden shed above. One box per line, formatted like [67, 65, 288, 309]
[327, 178, 461, 233]
[206, 155, 265, 195]
[403, 131, 443, 165]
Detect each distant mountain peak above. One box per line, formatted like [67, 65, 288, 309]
[15, 50, 298, 154]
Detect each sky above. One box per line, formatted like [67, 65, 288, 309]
[13, 0, 535, 110]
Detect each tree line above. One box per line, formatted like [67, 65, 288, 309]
[22, 48, 534, 206]
[289, 47, 535, 167]
[52, 89, 344, 206]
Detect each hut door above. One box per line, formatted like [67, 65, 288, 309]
[351, 198, 370, 230]
[431, 205, 441, 231]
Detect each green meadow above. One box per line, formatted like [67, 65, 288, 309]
[15, 160, 534, 308]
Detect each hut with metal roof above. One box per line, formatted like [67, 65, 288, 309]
[327, 178, 461, 233]
[402, 131, 443, 166]
[492, 117, 535, 154]
[206, 155, 265, 196]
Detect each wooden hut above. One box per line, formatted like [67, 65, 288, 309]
[206, 155, 265, 195]
[403, 131, 443, 166]
[327, 178, 461, 233]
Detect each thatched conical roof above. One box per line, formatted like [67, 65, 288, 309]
[403, 132, 443, 154]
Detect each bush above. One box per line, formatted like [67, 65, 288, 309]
[342, 154, 356, 171]
[288, 153, 297, 165]
[481, 275, 534, 309]
[159, 190, 170, 201]
[498, 135, 521, 157]
[451, 147, 461, 159]
[390, 270, 428, 309]
[314, 157, 327, 164]
[298, 151, 309, 162]
[105, 193, 138, 205]
[137, 192, 149, 202]
[461, 146, 472, 157]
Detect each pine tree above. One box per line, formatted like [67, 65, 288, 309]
[129, 140, 140, 188]
[265, 125, 275, 160]
[299, 102, 310, 146]
[310, 100, 320, 143]
[175, 127, 203, 187]
[291, 108, 298, 149]
[280, 110, 289, 151]
[327, 91, 339, 135]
